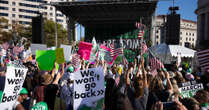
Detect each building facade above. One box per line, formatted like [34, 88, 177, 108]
[195, 0, 209, 49]
[154, 15, 197, 48]
[0, 0, 67, 29]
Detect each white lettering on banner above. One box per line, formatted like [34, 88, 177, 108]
[73, 67, 105, 110]
[179, 83, 204, 98]
[0, 66, 28, 110]
[103, 39, 140, 49]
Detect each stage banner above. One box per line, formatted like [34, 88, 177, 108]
[73, 67, 105, 110]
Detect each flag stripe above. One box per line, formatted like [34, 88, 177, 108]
[197, 49, 209, 71]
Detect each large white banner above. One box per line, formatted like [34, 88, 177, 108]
[0, 64, 28, 110]
[30, 44, 47, 55]
[74, 67, 105, 110]
[60, 44, 72, 61]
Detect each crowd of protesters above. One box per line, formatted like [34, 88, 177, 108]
[0, 39, 209, 110]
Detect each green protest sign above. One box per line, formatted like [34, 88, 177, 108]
[55, 48, 65, 64]
[36, 50, 56, 71]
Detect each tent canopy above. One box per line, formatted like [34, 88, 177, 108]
[150, 43, 196, 64]
[168, 45, 196, 57]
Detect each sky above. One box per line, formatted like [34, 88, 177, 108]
[156, 0, 198, 21]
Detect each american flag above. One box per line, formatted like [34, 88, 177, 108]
[72, 54, 81, 69]
[110, 43, 123, 57]
[197, 49, 209, 71]
[149, 52, 164, 70]
[150, 57, 164, 70]
[141, 42, 148, 55]
[136, 22, 146, 39]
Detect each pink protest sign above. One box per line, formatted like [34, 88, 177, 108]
[99, 44, 118, 66]
[78, 41, 92, 61]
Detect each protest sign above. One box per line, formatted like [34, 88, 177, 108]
[74, 67, 105, 110]
[178, 81, 204, 98]
[31, 44, 47, 55]
[55, 48, 65, 64]
[78, 42, 92, 61]
[60, 44, 72, 61]
[99, 45, 118, 65]
[36, 50, 56, 71]
[89, 37, 99, 63]
[0, 65, 28, 109]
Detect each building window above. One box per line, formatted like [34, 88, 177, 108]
[156, 35, 159, 39]
[12, 2, 16, 5]
[180, 37, 182, 40]
[12, 14, 15, 17]
[192, 33, 194, 36]
[0, 12, 8, 17]
[50, 7, 53, 10]
[19, 15, 33, 19]
[189, 38, 191, 41]
[56, 19, 63, 23]
[0, 6, 8, 10]
[12, 8, 15, 11]
[192, 38, 194, 41]
[50, 13, 53, 16]
[180, 32, 182, 35]
[19, 9, 39, 14]
[0, 1, 9, 4]
[189, 33, 191, 36]
[186, 37, 188, 41]
[156, 30, 159, 33]
[19, 21, 30, 25]
[156, 42, 159, 45]
[186, 32, 188, 35]
[12, 20, 15, 24]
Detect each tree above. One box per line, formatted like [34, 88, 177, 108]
[0, 17, 12, 43]
[44, 19, 69, 47]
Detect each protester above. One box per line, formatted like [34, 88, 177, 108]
[0, 38, 209, 110]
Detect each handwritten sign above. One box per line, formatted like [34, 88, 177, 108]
[56, 48, 65, 64]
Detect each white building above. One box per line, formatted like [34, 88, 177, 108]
[195, 0, 209, 49]
[154, 15, 197, 48]
[0, 0, 67, 29]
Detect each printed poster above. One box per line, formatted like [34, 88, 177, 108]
[0, 64, 28, 110]
[74, 67, 105, 110]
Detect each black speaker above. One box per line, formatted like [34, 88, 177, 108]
[166, 14, 180, 45]
[32, 14, 44, 43]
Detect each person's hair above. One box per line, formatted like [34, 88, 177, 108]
[181, 98, 200, 110]
[133, 77, 144, 98]
[149, 76, 164, 92]
[113, 92, 133, 110]
[194, 90, 209, 104]
[147, 74, 153, 89]
[44, 84, 59, 110]
[174, 72, 186, 84]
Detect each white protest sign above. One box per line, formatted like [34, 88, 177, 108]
[74, 67, 105, 110]
[179, 81, 204, 98]
[30, 44, 47, 55]
[60, 44, 72, 61]
[0, 65, 28, 110]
